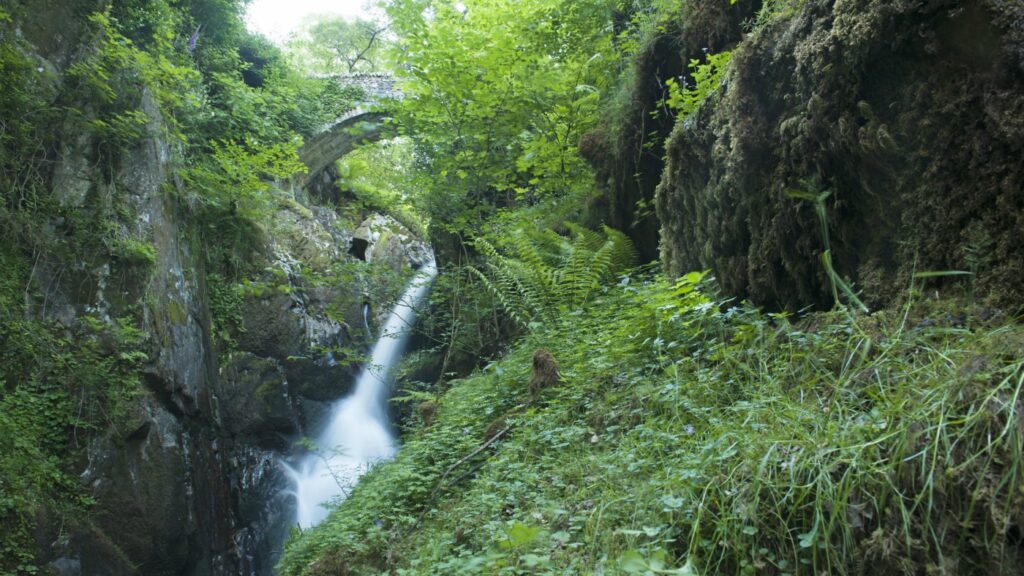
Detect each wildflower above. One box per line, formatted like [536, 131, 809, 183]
[187, 25, 201, 54]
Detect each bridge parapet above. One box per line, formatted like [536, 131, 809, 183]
[309, 73, 402, 136]
[329, 73, 403, 103]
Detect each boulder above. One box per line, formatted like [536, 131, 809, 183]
[656, 0, 1024, 311]
[352, 213, 433, 270]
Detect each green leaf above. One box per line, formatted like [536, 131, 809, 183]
[619, 550, 648, 573]
[502, 522, 542, 549]
[520, 553, 544, 567]
[660, 494, 685, 510]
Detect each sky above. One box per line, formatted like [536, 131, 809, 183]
[245, 0, 381, 43]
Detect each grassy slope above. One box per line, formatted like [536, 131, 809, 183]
[280, 273, 1024, 575]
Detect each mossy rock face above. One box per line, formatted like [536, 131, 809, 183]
[9, 0, 93, 69]
[270, 202, 345, 270]
[237, 290, 306, 359]
[286, 357, 358, 403]
[357, 213, 433, 270]
[77, 397, 192, 576]
[579, 27, 681, 263]
[657, 0, 1024, 312]
[216, 353, 299, 447]
[580, 0, 760, 262]
[234, 288, 358, 402]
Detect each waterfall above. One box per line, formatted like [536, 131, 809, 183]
[285, 259, 437, 528]
[362, 302, 372, 340]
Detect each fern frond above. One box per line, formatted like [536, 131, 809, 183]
[488, 261, 534, 318]
[565, 222, 605, 252]
[473, 237, 502, 260]
[529, 228, 571, 263]
[592, 239, 617, 284]
[502, 259, 556, 319]
[468, 265, 530, 327]
[509, 231, 559, 287]
[601, 225, 639, 273]
[558, 235, 599, 308]
[469, 224, 639, 328]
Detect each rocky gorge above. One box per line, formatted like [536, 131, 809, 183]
[2, 0, 1023, 575]
[1, 4, 430, 572]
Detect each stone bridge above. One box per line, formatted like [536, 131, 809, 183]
[298, 74, 402, 186]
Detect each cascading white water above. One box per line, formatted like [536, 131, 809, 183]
[286, 259, 437, 528]
[362, 302, 372, 340]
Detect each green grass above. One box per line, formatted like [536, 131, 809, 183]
[279, 271, 1024, 575]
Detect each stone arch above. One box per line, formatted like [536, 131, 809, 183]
[297, 74, 402, 187]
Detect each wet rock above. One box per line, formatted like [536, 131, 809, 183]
[79, 397, 191, 576]
[129, 90, 212, 415]
[224, 445, 293, 576]
[46, 557, 81, 576]
[237, 290, 308, 360]
[38, 84, 244, 575]
[353, 213, 433, 270]
[216, 353, 298, 448]
[235, 278, 357, 402]
[271, 200, 347, 270]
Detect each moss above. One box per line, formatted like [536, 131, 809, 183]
[254, 379, 281, 400]
[581, 0, 760, 263]
[278, 195, 315, 220]
[656, 0, 1024, 312]
[216, 353, 298, 442]
[579, 28, 683, 263]
[7, 0, 89, 65]
[108, 237, 157, 266]
[166, 298, 187, 325]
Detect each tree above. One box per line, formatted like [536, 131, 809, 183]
[382, 0, 620, 233]
[286, 15, 387, 75]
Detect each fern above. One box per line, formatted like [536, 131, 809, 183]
[470, 225, 639, 327]
[601, 225, 640, 272]
[468, 266, 530, 326]
[531, 229, 572, 260]
[564, 222, 605, 252]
